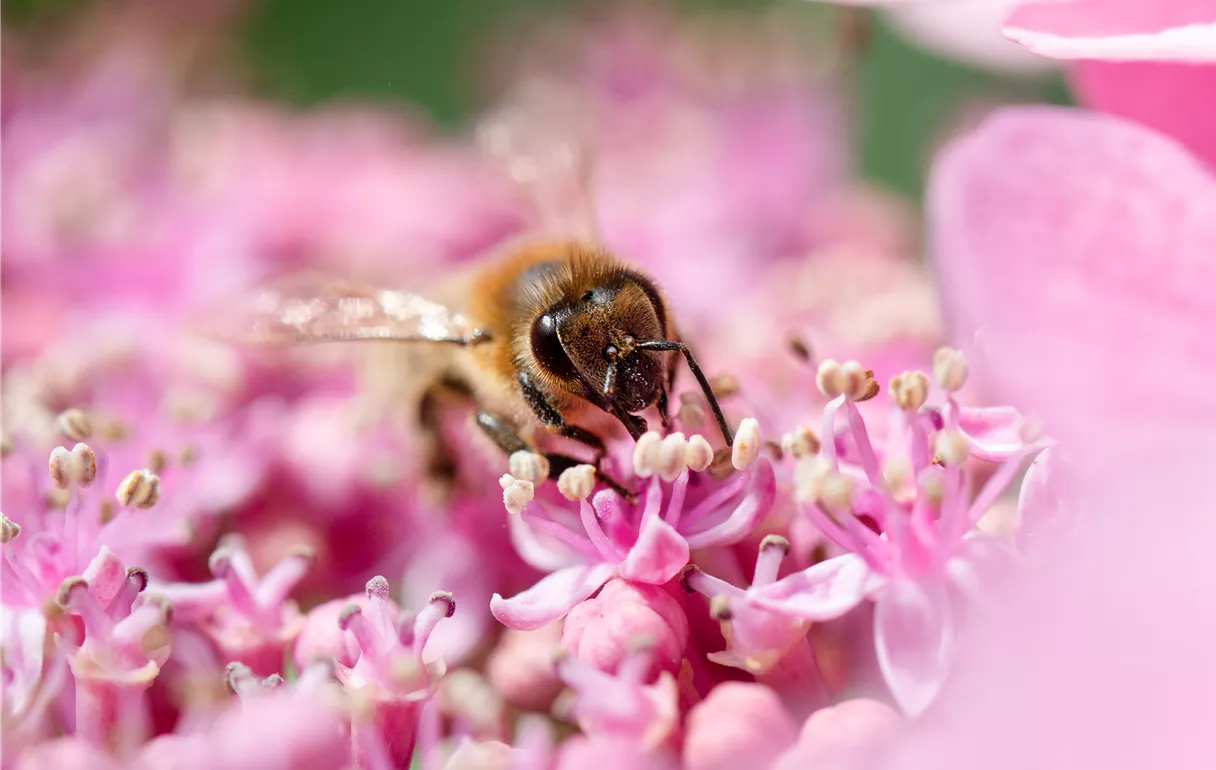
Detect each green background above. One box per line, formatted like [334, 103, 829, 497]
[8, 0, 1071, 200]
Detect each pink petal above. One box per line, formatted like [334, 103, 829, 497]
[929, 107, 1216, 456]
[955, 406, 1032, 461]
[945, 534, 1016, 607]
[1013, 447, 1080, 554]
[490, 564, 616, 631]
[753, 554, 871, 621]
[1070, 61, 1216, 170]
[874, 579, 956, 717]
[82, 547, 126, 607]
[682, 461, 776, 549]
[1004, 1, 1216, 62]
[616, 515, 690, 585]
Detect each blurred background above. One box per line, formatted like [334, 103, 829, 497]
[4, 0, 1070, 201]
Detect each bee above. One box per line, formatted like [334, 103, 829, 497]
[211, 239, 734, 499]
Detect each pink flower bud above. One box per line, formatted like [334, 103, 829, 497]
[772, 698, 902, 770]
[15, 737, 124, 770]
[485, 623, 564, 712]
[561, 580, 688, 679]
[683, 683, 798, 770]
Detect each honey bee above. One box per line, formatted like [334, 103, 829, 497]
[212, 239, 734, 499]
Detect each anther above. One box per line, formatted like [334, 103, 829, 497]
[685, 435, 714, 473]
[49, 447, 72, 490]
[147, 449, 168, 475]
[819, 472, 855, 510]
[917, 466, 945, 505]
[57, 409, 93, 442]
[932, 347, 969, 392]
[759, 534, 791, 554]
[780, 426, 821, 459]
[125, 566, 150, 592]
[70, 443, 97, 487]
[366, 575, 391, 601]
[889, 371, 930, 412]
[788, 333, 812, 362]
[57, 576, 89, 608]
[338, 603, 363, 629]
[709, 594, 733, 621]
[499, 474, 534, 515]
[557, 465, 596, 501]
[208, 547, 235, 577]
[709, 374, 740, 399]
[1, 514, 22, 543]
[429, 590, 457, 618]
[509, 451, 551, 483]
[116, 469, 160, 509]
[934, 430, 970, 466]
[732, 418, 761, 471]
[633, 431, 663, 478]
[678, 564, 701, 594]
[677, 397, 707, 429]
[656, 432, 688, 482]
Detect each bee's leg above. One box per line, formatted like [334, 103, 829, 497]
[517, 372, 605, 454]
[418, 375, 476, 486]
[475, 409, 636, 502]
[656, 387, 671, 430]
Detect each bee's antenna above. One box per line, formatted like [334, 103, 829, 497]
[635, 340, 734, 447]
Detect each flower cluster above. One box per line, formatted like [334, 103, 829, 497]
[4, 1, 1212, 768]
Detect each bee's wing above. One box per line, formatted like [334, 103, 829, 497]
[196, 272, 489, 347]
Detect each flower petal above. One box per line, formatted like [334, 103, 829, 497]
[617, 516, 690, 585]
[955, 406, 1033, 461]
[752, 554, 871, 621]
[490, 564, 616, 631]
[929, 107, 1216, 457]
[874, 579, 956, 717]
[682, 460, 776, 549]
[1013, 447, 1081, 555]
[1004, 1, 1216, 62]
[946, 534, 1016, 607]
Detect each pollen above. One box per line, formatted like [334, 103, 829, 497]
[657, 432, 688, 482]
[816, 359, 877, 401]
[508, 451, 551, 483]
[499, 474, 535, 515]
[732, 418, 761, 470]
[557, 465, 597, 501]
[633, 431, 663, 478]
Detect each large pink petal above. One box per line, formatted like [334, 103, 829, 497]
[1070, 61, 1216, 170]
[929, 107, 1216, 456]
[490, 564, 616, 631]
[753, 553, 872, 621]
[682, 461, 776, 549]
[955, 405, 1033, 461]
[873, 579, 955, 717]
[1004, 0, 1216, 62]
[617, 516, 690, 585]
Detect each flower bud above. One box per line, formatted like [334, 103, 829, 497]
[773, 698, 902, 770]
[561, 579, 689, 680]
[684, 682, 799, 770]
[486, 623, 564, 712]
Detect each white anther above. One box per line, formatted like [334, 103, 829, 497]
[917, 466, 945, 505]
[499, 474, 535, 515]
[633, 431, 663, 478]
[116, 469, 160, 509]
[731, 418, 761, 471]
[508, 451, 550, 483]
[780, 425, 821, 459]
[932, 347, 969, 393]
[1, 514, 21, 543]
[889, 371, 930, 412]
[934, 430, 971, 466]
[819, 471, 855, 510]
[69, 443, 97, 487]
[816, 359, 876, 401]
[57, 409, 93, 442]
[793, 455, 830, 504]
[49, 447, 72, 490]
[557, 465, 596, 501]
[816, 359, 844, 398]
[685, 434, 714, 472]
[656, 432, 688, 482]
[881, 455, 913, 499]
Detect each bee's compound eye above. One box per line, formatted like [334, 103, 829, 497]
[530, 313, 578, 380]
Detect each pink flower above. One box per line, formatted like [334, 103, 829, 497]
[149, 539, 312, 677]
[336, 576, 454, 769]
[928, 106, 1216, 456]
[562, 579, 689, 679]
[57, 568, 171, 751]
[1004, 1, 1216, 62]
[554, 645, 680, 751]
[492, 455, 775, 631]
[749, 359, 1039, 715]
[683, 682, 799, 770]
